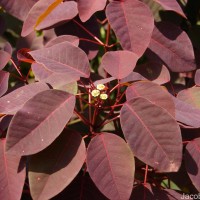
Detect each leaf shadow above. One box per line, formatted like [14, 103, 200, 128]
[185, 148, 198, 176]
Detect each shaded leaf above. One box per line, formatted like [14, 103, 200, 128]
[29, 129, 86, 200]
[120, 72, 146, 84]
[0, 0, 37, 21]
[177, 86, 200, 109]
[0, 82, 49, 114]
[149, 22, 196, 72]
[126, 81, 175, 117]
[29, 41, 90, 78]
[185, 138, 200, 191]
[78, 0, 107, 22]
[0, 139, 26, 200]
[100, 50, 139, 79]
[0, 42, 12, 55]
[0, 71, 9, 97]
[106, 0, 154, 57]
[195, 69, 200, 86]
[0, 115, 12, 137]
[6, 89, 75, 156]
[45, 35, 79, 48]
[120, 97, 182, 172]
[0, 50, 11, 70]
[87, 133, 135, 200]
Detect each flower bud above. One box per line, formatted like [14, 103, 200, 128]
[91, 89, 100, 97]
[100, 93, 108, 100]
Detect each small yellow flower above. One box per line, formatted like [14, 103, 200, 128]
[91, 89, 100, 97]
[100, 93, 108, 100]
[97, 84, 105, 90]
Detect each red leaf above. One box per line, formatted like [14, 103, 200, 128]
[120, 97, 182, 172]
[106, 0, 154, 57]
[29, 41, 90, 78]
[0, 82, 49, 114]
[185, 138, 200, 191]
[100, 50, 139, 79]
[17, 48, 34, 63]
[0, 139, 26, 200]
[6, 90, 75, 156]
[0, 71, 9, 97]
[78, 0, 107, 22]
[87, 133, 135, 200]
[126, 81, 175, 117]
[149, 22, 196, 72]
[29, 129, 86, 200]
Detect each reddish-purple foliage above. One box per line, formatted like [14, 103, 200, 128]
[0, 0, 199, 199]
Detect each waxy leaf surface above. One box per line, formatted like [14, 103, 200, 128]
[6, 89, 75, 156]
[0, 71, 9, 97]
[100, 50, 139, 79]
[29, 129, 86, 200]
[87, 133, 135, 200]
[0, 50, 11, 70]
[0, 139, 26, 200]
[185, 138, 200, 191]
[29, 41, 90, 78]
[106, 0, 154, 57]
[0, 82, 49, 114]
[149, 22, 196, 72]
[120, 97, 182, 172]
[126, 81, 175, 117]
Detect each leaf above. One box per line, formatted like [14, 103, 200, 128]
[45, 35, 79, 48]
[0, 71, 9, 97]
[149, 21, 196, 72]
[0, 82, 49, 114]
[185, 138, 200, 191]
[177, 86, 200, 109]
[120, 72, 146, 84]
[195, 69, 200, 86]
[154, 0, 187, 18]
[0, 50, 11, 70]
[100, 50, 139, 79]
[106, 0, 154, 57]
[29, 129, 86, 200]
[0, 0, 37, 21]
[134, 61, 170, 85]
[173, 96, 200, 128]
[0, 139, 26, 200]
[6, 89, 75, 156]
[87, 133, 135, 200]
[126, 81, 175, 117]
[29, 41, 90, 78]
[78, 0, 107, 22]
[120, 97, 182, 172]
[17, 48, 34, 63]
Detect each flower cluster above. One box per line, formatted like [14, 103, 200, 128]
[91, 84, 108, 100]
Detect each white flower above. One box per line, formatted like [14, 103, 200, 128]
[91, 89, 100, 97]
[100, 93, 108, 100]
[96, 84, 105, 90]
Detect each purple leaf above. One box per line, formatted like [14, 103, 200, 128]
[0, 71, 9, 97]
[120, 97, 182, 172]
[120, 72, 146, 84]
[149, 22, 196, 72]
[36, 1, 78, 31]
[0, 115, 12, 137]
[87, 133, 135, 200]
[0, 0, 37, 21]
[6, 89, 75, 156]
[185, 138, 200, 191]
[126, 81, 175, 117]
[195, 69, 200, 86]
[0, 82, 49, 114]
[135, 61, 170, 85]
[32, 63, 53, 80]
[0, 42, 12, 55]
[100, 50, 139, 79]
[94, 77, 116, 87]
[45, 35, 79, 48]
[154, 0, 187, 18]
[173, 96, 200, 128]
[29, 41, 90, 78]
[29, 129, 86, 200]
[0, 50, 11, 70]
[78, 0, 107, 22]
[106, 0, 154, 57]
[0, 139, 26, 200]
[177, 86, 200, 109]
